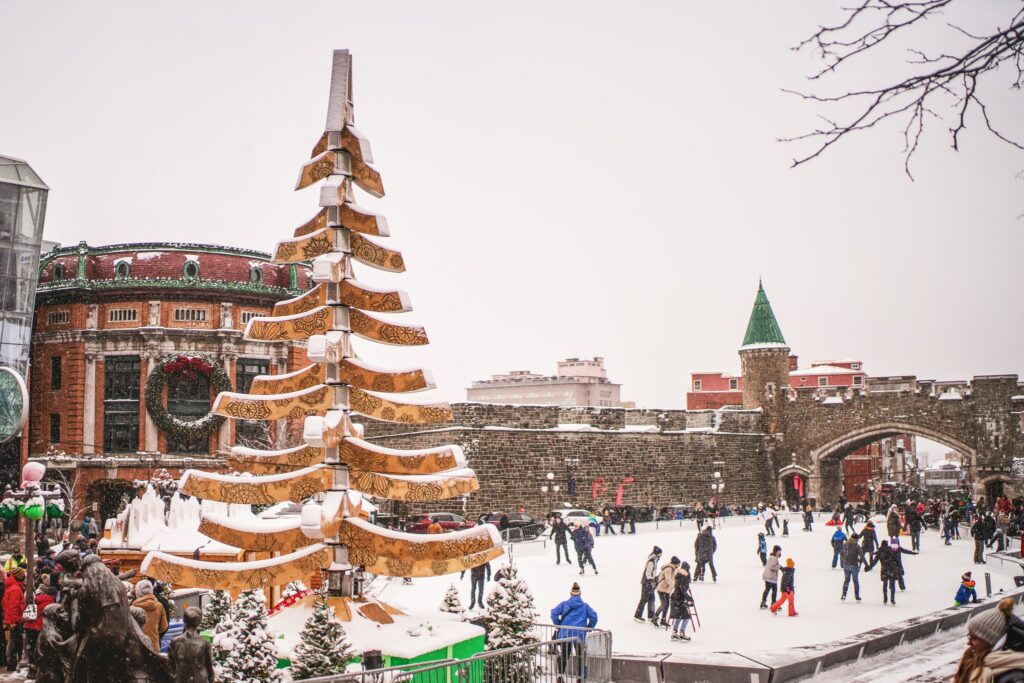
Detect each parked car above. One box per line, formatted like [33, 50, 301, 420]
[549, 508, 600, 527]
[405, 512, 475, 533]
[481, 512, 544, 541]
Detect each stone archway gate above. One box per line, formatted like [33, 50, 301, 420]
[775, 375, 1024, 503]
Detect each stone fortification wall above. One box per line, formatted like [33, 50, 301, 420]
[361, 418, 773, 519]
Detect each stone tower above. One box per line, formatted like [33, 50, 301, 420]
[739, 281, 790, 430]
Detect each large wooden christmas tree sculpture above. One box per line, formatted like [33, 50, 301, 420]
[141, 50, 502, 607]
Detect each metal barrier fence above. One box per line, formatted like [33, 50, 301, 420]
[499, 523, 547, 544]
[304, 636, 606, 683]
[530, 624, 612, 682]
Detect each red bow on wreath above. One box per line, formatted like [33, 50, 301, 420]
[162, 355, 213, 380]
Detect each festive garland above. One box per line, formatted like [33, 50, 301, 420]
[144, 352, 232, 444]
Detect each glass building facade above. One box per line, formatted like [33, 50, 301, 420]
[0, 156, 49, 377]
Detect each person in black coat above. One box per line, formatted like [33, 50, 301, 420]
[865, 540, 913, 605]
[888, 537, 917, 590]
[571, 523, 598, 575]
[461, 560, 491, 609]
[769, 558, 797, 616]
[693, 527, 718, 582]
[668, 562, 693, 640]
[906, 508, 924, 552]
[972, 517, 988, 564]
[549, 516, 573, 565]
[860, 522, 879, 565]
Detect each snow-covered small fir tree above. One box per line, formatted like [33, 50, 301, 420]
[484, 565, 539, 650]
[283, 580, 307, 599]
[289, 592, 354, 680]
[200, 590, 231, 632]
[439, 584, 465, 616]
[213, 589, 281, 683]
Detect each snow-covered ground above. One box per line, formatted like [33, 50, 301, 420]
[376, 514, 1021, 656]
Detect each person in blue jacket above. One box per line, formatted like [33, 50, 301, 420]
[830, 528, 847, 568]
[955, 571, 980, 605]
[551, 582, 598, 678]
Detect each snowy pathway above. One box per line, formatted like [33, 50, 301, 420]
[377, 514, 1020, 657]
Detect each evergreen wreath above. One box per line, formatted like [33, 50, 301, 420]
[144, 352, 231, 443]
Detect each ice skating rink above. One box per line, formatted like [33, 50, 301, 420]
[376, 513, 1021, 654]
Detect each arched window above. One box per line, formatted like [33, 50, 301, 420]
[115, 261, 130, 279]
[183, 260, 200, 280]
[51, 263, 65, 281]
[249, 266, 263, 284]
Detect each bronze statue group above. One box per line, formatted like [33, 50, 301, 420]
[30, 549, 213, 683]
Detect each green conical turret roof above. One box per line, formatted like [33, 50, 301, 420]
[741, 280, 787, 349]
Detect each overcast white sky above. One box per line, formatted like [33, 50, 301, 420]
[1, 1, 1021, 407]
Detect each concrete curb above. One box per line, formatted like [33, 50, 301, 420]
[610, 589, 1024, 682]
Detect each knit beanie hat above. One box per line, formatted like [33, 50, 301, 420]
[962, 572, 973, 582]
[570, 582, 581, 596]
[653, 546, 662, 555]
[785, 558, 795, 568]
[12, 567, 24, 581]
[670, 556, 680, 565]
[969, 597, 1016, 646]
[135, 579, 154, 596]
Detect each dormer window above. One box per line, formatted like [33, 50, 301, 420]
[52, 263, 65, 281]
[115, 261, 130, 280]
[249, 266, 263, 284]
[729, 378, 738, 390]
[183, 260, 200, 280]
[851, 363, 861, 370]
[693, 380, 702, 391]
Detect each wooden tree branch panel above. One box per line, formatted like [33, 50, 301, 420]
[228, 444, 325, 473]
[248, 364, 324, 395]
[349, 387, 453, 423]
[180, 465, 333, 504]
[213, 385, 333, 421]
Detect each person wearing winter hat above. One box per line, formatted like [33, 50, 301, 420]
[653, 556, 679, 628]
[551, 583, 598, 678]
[954, 597, 1024, 683]
[955, 572, 980, 606]
[756, 532, 768, 566]
[634, 546, 662, 623]
[760, 545, 782, 609]
[860, 521, 879, 565]
[669, 561, 693, 640]
[132, 579, 168, 651]
[2, 565, 25, 670]
[770, 558, 797, 617]
[889, 536, 918, 591]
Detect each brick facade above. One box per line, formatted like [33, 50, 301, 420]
[28, 242, 313, 520]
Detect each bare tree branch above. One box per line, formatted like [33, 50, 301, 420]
[785, 0, 1024, 175]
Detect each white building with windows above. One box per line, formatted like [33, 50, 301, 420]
[467, 357, 622, 407]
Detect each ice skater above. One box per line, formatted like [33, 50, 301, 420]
[770, 558, 797, 617]
[890, 536, 917, 591]
[861, 521, 878, 565]
[571, 522, 598, 575]
[760, 545, 781, 609]
[865, 540, 901, 605]
[669, 561, 694, 640]
[840, 533, 864, 602]
[633, 546, 662, 623]
[653, 556, 679, 627]
[693, 526, 717, 582]
[756, 532, 767, 566]
[549, 515, 574, 565]
[830, 527, 847, 569]
[550, 582, 599, 679]
[803, 506, 814, 532]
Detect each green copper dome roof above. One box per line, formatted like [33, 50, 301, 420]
[741, 280, 787, 349]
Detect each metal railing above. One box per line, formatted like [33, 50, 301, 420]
[305, 631, 612, 683]
[530, 624, 612, 682]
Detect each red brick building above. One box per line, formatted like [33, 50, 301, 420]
[688, 357, 867, 410]
[30, 242, 312, 519]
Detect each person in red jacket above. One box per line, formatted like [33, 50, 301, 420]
[23, 581, 56, 667]
[2, 567, 25, 671]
